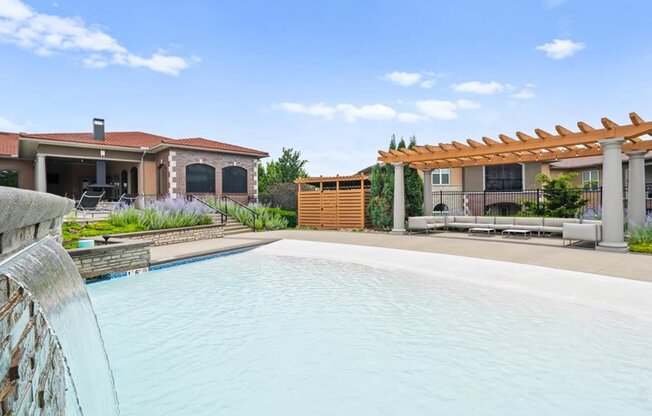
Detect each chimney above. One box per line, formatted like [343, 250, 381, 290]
[93, 118, 105, 141]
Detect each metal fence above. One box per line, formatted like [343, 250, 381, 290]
[430, 188, 604, 217]
[431, 185, 652, 217]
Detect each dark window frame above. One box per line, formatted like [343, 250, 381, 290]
[221, 166, 248, 194]
[484, 164, 523, 191]
[0, 169, 19, 187]
[186, 163, 216, 193]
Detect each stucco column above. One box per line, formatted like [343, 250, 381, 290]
[423, 169, 433, 215]
[391, 162, 406, 234]
[35, 154, 47, 193]
[626, 150, 647, 230]
[598, 138, 627, 251]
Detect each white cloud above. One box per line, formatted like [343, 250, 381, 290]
[336, 104, 396, 123]
[0, 115, 24, 131]
[382, 71, 422, 86]
[397, 112, 423, 123]
[274, 102, 337, 118]
[415, 100, 458, 120]
[382, 71, 441, 88]
[511, 90, 536, 100]
[536, 39, 585, 59]
[0, 0, 195, 75]
[414, 99, 481, 120]
[451, 81, 507, 95]
[456, 99, 482, 110]
[419, 79, 436, 89]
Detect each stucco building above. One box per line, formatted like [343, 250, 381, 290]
[0, 119, 268, 203]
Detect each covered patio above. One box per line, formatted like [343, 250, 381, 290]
[377, 112, 652, 251]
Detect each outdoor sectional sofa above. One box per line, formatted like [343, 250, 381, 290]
[408, 215, 601, 238]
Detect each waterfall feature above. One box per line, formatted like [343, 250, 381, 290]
[0, 187, 119, 415]
[0, 238, 120, 415]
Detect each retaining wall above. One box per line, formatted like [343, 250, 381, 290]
[111, 223, 225, 246]
[68, 238, 152, 279]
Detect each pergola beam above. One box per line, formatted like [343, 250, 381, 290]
[379, 113, 652, 165]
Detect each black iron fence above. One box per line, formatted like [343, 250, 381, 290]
[431, 188, 604, 217]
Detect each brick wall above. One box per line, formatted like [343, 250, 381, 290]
[0, 276, 66, 414]
[68, 239, 152, 279]
[112, 223, 225, 246]
[169, 148, 259, 202]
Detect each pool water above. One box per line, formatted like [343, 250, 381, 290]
[88, 243, 652, 415]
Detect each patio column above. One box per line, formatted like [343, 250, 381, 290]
[423, 169, 433, 215]
[35, 154, 46, 193]
[391, 162, 406, 234]
[626, 150, 647, 230]
[598, 138, 627, 251]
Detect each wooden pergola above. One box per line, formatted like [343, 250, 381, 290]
[377, 112, 652, 250]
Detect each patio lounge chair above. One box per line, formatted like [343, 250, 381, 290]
[117, 193, 138, 206]
[75, 191, 104, 212]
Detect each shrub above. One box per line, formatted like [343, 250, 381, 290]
[522, 172, 587, 218]
[260, 182, 298, 211]
[205, 200, 290, 231]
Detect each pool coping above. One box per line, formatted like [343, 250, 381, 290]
[86, 239, 278, 283]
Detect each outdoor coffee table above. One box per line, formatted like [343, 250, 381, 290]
[468, 227, 496, 237]
[502, 229, 532, 239]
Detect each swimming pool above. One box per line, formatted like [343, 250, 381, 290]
[88, 240, 652, 415]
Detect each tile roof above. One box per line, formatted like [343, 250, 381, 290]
[0, 132, 19, 157]
[19, 132, 268, 156]
[165, 138, 268, 156]
[549, 151, 652, 169]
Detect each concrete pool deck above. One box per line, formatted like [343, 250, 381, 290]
[149, 230, 652, 283]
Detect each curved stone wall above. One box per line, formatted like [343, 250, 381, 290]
[0, 187, 73, 414]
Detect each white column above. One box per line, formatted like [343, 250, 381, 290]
[598, 138, 628, 251]
[35, 154, 46, 193]
[423, 169, 433, 215]
[391, 162, 406, 234]
[626, 150, 647, 230]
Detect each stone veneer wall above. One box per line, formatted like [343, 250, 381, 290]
[68, 239, 152, 279]
[112, 223, 225, 246]
[0, 278, 65, 414]
[0, 187, 73, 415]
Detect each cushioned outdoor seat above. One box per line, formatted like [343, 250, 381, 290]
[563, 223, 601, 248]
[540, 218, 580, 235]
[408, 217, 439, 234]
[447, 216, 477, 229]
[475, 216, 496, 225]
[491, 217, 515, 230]
[512, 217, 545, 234]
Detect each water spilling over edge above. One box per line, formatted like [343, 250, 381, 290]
[0, 237, 120, 415]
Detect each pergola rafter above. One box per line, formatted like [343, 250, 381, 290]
[378, 112, 652, 168]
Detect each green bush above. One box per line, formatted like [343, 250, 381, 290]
[521, 172, 587, 218]
[205, 200, 291, 231]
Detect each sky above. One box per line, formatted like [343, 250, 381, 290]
[1, 0, 652, 175]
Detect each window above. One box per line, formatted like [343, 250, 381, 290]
[432, 168, 450, 185]
[222, 166, 247, 193]
[186, 164, 215, 193]
[484, 164, 523, 191]
[157, 164, 168, 195]
[581, 170, 599, 188]
[0, 169, 18, 187]
[130, 167, 138, 193]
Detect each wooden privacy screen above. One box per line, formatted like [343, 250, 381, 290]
[296, 175, 371, 229]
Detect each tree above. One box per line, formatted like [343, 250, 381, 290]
[367, 135, 424, 229]
[258, 148, 307, 196]
[522, 172, 587, 218]
[403, 136, 424, 217]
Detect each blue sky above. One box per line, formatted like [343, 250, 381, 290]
[2, 0, 652, 175]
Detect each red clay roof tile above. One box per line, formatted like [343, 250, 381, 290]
[18, 132, 268, 156]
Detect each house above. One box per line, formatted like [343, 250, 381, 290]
[421, 157, 651, 215]
[0, 119, 268, 203]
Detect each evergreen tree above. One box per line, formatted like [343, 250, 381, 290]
[404, 136, 424, 216]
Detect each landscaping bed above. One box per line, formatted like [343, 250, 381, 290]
[63, 198, 213, 248]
